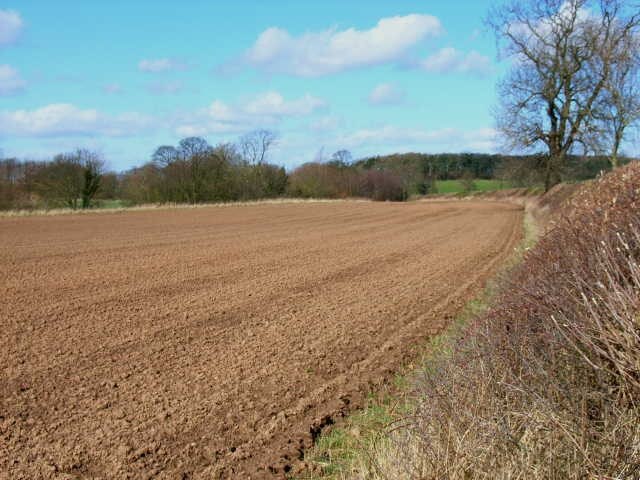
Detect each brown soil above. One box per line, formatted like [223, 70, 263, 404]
[0, 200, 522, 479]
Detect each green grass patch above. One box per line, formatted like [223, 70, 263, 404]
[92, 199, 131, 209]
[300, 399, 399, 479]
[434, 179, 513, 194]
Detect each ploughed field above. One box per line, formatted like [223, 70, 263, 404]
[0, 200, 522, 479]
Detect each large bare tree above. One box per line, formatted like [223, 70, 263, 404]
[489, 0, 640, 190]
[596, 31, 640, 166]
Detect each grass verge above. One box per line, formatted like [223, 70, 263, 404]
[0, 198, 370, 218]
[299, 200, 539, 480]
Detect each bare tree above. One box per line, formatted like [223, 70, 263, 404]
[489, 0, 640, 190]
[212, 142, 240, 165]
[151, 145, 178, 168]
[596, 32, 640, 167]
[178, 136, 211, 160]
[330, 149, 353, 166]
[120, 163, 163, 204]
[0, 157, 21, 209]
[36, 149, 104, 209]
[178, 137, 212, 203]
[313, 146, 326, 164]
[239, 129, 277, 165]
[36, 156, 81, 208]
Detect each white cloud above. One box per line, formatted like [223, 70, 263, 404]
[245, 14, 443, 76]
[138, 58, 187, 73]
[102, 83, 123, 94]
[207, 100, 236, 122]
[0, 104, 155, 137]
[336, 125, 497, 151]
[175, 91, 327, 136]
[339, 125, 453, 147]
[509, 3, 592, 39]
[505, 3, 593, 61]
[310, 115, 342, 132]
[0, 64, 26, 95]
[243, 91, 326, 116]
[0, 10, 23, 47]
[146, 80, 184, 94]
[367, 83, 405, 105]
[420, 47, 492, 75]
[174, 125, 214, 137]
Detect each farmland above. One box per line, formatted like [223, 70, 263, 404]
[434, 179, 514, 194]
[0, 200, 522, 478]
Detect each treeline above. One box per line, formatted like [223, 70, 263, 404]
[120, 132, 287, 204]
[0, 130, 288, 210]
[287, 151, 406, 201]
[118, 140, 412, 204]
[0, 150, 118, 210]
[288, 152, 511, 200]
[357, 152, 628, 191]
[0, 133, 408, 210]
[292, 151, 627, 200]
[1, 134, 634, 210]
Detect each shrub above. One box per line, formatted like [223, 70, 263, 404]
[459, 171, 477, 193]
[287, 164, 406, 201]
[359, 170, 406, 202]
[287, 162, 342, 198]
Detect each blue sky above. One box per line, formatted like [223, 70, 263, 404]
[1, 1, 510, 171]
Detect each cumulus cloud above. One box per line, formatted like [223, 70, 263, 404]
[138, 58, 187, 73]
[0, 104, 155, 137]
[0, 10, 23, 47]
[243, 91, 326, 116]
[175, 91, 327, 136]
[420, 47, 492, 75]
[367, 83, 405, 105]
[0, 64, 26, 95]
[244, 14, 443, 76]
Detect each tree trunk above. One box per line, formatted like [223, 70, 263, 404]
[544, 156, 554, 192]
[544, 154, 563, 192]
[610, 131, 622, 168]
[611, 151, 619, 169]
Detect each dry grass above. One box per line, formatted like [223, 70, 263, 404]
[0, 197, 370, 218]
[354, 164, 640, 480]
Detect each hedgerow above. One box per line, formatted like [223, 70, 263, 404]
[367, 163, 640, 479]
